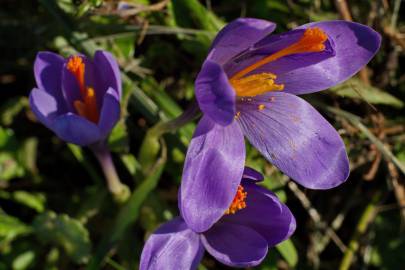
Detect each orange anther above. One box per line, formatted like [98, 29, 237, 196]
[225, 185, 247, 215]
[73, 100, 87, 117]
[67, 55, 99, 123]
[230, 72, 284, 97]
[67, 56, 86, 96]
[84, 87, 99, 123]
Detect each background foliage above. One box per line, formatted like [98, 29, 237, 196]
[0, 0, 404, 269]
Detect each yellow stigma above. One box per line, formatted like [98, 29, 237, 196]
[229, 27, 327, 97]
[225, 185, 247, 215]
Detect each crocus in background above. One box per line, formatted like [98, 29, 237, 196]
[140, 167, 296, 269]
[29, 50, 128, 200]
[181, 19, 381, 231]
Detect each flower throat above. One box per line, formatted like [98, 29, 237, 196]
[230, 27, 327, 97]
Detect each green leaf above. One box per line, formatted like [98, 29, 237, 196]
[0, 127, 26, 181]
[19, 137, 38, 175]
[120, 153, 140, 177]
[108, 119, 129, 153]
[276, 239, 298, 267]
[87, 144, 167, 270]
[0, 153, 25, 181]
[0, 97, 28, 126]
[12, 191, 46, 213]
[12, 250, 35, 270]
[0, 212, 32, 244]
[170, 0, 223, 32]
[32, 212, 91, 264]
[369, 212, 405, 270]
[0, 127, 18, 150]
[331, 78, 404, 108]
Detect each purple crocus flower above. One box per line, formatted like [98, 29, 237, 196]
[181, 19, 381, 232]
[140, 167, 296, 269]
[29, 50, 121, 146]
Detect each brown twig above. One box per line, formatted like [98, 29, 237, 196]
[117, 0, 170, 17]
[334, 0, 352, 21]
[363, 114, 385, 181]
[283, 179, 347, 252]
[137, 20, 149, 45]
[388, 161, 405, 228]
[370, 125, 405, 135]
[363, 148, 381, 181]
[383, 26, 405, 50]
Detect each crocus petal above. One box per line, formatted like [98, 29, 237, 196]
[61, 60, 83, 112]
[180, 116, 245, 233]
[208, 18, 276, 65]
[201, 222, 268, 267]
[225, 28, 335, 78]
[237, 92, 349, 189]
[98, 87, 121, 138]
[51, 113, 102, 146]
[195, 60, 236, 126]
[140, 217, 204, 270]
[222, 182, 296, 246]
[29, 88, 60, 128]
[34, 51, 67, 112]
[93, 50, 122, 99]
[276, 20, 381, 95]
[82, 57, 100, 107]
[242, 167, 264, 182]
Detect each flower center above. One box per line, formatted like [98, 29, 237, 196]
[66, 56, 99, 123]
[229, 27, 327, 97]
[230, 72, 284, 96]
[225, 185, 247, 215]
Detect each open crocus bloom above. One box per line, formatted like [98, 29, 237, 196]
[29, 50, 121, 146]
[181, 19, 381, 230]
[140, 167, 296, 269]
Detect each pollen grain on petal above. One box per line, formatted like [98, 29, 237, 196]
[225, 185, 247, 215]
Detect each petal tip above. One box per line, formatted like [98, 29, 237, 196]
[195, 60, 236, 126]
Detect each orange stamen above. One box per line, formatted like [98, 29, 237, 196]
[73, 100, 87, 117]
[73, 87, 99, 123]
[66, 56, 86, 96]
[225, 185, 247, 215]
[67, 55, 100, 123]
[84, 87, 99, 123]
[230, 27, 328, 81]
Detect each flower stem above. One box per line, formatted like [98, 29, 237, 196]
[138, 100, 200, 172]
[149, 99, 201, 138]
[91, 144, 130, 203]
